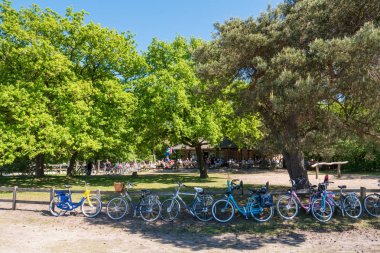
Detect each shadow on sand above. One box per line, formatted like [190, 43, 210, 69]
[81, 208, 376, 251]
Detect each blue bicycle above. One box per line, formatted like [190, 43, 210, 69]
[311, 176, 362, 222]
[212, 179, 274, 223]
[49, 182, 102, 218]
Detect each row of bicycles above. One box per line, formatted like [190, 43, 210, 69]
[49, 176, 380, 223]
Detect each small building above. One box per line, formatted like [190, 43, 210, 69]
[172, 138, 255, 162]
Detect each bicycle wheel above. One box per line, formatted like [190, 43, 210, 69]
[106, 197, 129, 220]
[311, 198, 333, 222]
[212, 199, 235, 223]
[160, 198, 180, 221]
[364, 193, 380, 217]
[193, 195, 213, 222]
[250, 204, 274, 222]
[49, 197, 67, 217]
[81, 196, 102, 218]
[276, 195, 299, 220]
[342, 194, 362, 219]
[139, 197, 161, 222]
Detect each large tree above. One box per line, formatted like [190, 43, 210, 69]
[133, 36, 233, 178]
[195, 0, 380, 186]
[0, 2, 73, 177]
[0, 2, 144, 176]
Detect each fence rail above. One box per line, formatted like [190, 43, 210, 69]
[0, 186, 377, 211]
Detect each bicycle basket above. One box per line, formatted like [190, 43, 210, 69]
[55, 190, 69, 202]
[260, 194, 274, 207]
[114, 182, 125, 192]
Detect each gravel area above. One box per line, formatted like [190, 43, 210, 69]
[0, 209, 379, 253]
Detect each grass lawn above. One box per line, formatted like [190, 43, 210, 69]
[0, 171, 245, 190]
[0, 171, 280, 201]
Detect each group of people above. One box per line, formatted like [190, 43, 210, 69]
[100, 160, 151, 175]
[85, 156, 283, 175]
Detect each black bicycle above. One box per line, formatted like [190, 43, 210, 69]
[106, 182, 162, 222]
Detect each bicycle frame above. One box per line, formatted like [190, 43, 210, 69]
[169, 186, 201, 215]
[289, 190, 317, 212]
[120, 190, 133, 202]
[320, 190, 345, 216]
[56, 188, 93, 211]
[117, 186, 143, 216]
[224, 193, 254, 218]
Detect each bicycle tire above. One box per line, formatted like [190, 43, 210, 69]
[311, 197, 333, 222]
[276, 195, 299, 220]
[139, 197, 161, 222]
[250, 204, 274, 222]
[160, 198, 180, 221]
[212, 199, 235, 223]
[106, 197, 129, 220]
[193, 195, 213, 222]
[364, 193, 380, 217]
[81, 196, 102, 218]
[342, 194, 362, 219]
[49, 197, 67, 217]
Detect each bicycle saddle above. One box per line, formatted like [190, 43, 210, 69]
[338, 185, 347, 189]
[194, 187, 204, 194]
[141, 189, 151, 195]
[64, 185, 72, 189]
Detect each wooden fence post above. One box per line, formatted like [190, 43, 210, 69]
[360, 187, 367, 201]
[12, 186, 17, 210]
[49, 188, 54, 202]
[337, 164, 341, 178]
[315, 165, 319, 179]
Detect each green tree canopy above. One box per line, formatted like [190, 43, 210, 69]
[195, 0, 380, 186]
[133, 36, 261, 178]
[0, 1, 144, 176]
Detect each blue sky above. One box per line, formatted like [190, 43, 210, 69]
[12, 0, 283, 51]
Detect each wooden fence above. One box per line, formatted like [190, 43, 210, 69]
[0, 186, 377, 211]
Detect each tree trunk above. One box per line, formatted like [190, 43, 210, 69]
[195, 144, 208, 178]
[67, 151, 78, 177]
[35, 154, 45, 178]
[152, 146, 156, 163]
[283, 150, 310, 189]
[86, 161, 93, 176]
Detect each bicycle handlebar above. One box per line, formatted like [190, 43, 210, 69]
[176, 182, 189, 188]
[230, 179, 244, 195]
[321, 181, 334, 184]
[126, 182, 137, 187]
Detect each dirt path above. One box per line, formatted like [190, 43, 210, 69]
[0, 209, 379, 253]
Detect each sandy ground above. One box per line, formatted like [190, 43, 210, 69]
[0, 207, 379, 253]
